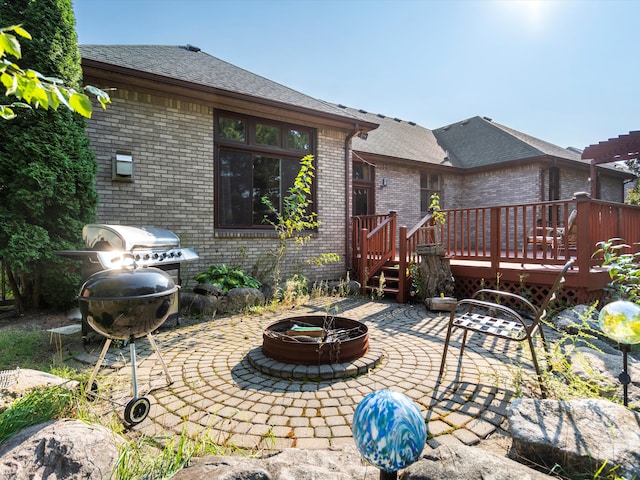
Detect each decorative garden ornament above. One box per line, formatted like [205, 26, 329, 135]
[352, 389, 427, 479]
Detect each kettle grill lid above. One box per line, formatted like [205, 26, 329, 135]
[79, 266, 177, 300]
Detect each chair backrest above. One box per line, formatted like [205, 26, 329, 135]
[537, 259, 574, 323]
[566, 209, 577, 233]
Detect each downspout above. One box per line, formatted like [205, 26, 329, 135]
[345, 125, 361, 272]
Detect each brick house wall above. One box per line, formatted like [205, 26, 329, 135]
[373, 162, 422, 229]
[85, 89, 350, 289]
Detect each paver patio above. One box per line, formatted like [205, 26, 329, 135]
[84, 296, 536, 451]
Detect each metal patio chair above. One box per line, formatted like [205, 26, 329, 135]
[524, 209, 577, 254]
[438, 259, 574, 396]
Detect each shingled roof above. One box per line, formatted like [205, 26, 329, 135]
[340, 106, 447, 165]
[80, 44, 372, 124]
[432, 116, 584, 168]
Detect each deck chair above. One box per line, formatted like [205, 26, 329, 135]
[524, 209, 577, 254]
[438, 259, 574, 396]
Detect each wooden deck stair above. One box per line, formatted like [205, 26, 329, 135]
[364, 260, 402, 297]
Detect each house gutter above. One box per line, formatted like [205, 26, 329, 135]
[345, 125, 361, 271]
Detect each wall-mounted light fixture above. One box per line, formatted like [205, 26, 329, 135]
[113, 152, 134, 182]
[381, 177, 388, 188]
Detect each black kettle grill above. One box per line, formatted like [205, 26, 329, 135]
[79, 263, 177, 426]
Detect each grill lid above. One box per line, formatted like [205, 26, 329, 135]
[79, 266, 178, 300]
[83, 224, 180, 251]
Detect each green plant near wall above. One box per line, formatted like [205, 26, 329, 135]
[193, 264, 261, 293]
[261, 154, 339, 296]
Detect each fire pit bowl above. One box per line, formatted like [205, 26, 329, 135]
[78, 266, 178, 341]
[263, 315, 369, 365]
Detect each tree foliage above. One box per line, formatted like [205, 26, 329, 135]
[0, 0, 101, 311]
[0, 25, 109, 119]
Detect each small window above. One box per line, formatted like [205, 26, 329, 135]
[420, 172, 442, 213]
[219, 116, 246, 142]
[256, 123, 280, 146]
[288, 129, 310, 151]
[353, 162, 374, 181]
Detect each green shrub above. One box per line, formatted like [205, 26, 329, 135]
[194, 264, 261, 293]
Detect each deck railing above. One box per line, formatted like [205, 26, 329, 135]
[352, 196, 640, 300]
[440, 197, 640, 267]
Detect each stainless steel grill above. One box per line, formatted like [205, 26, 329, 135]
[57, 224, 199, 341]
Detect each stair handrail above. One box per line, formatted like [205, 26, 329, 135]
[398, 212, 435, 303]
[359, 213, 397, 293]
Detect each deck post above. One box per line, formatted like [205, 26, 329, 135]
[398, 225, 407, 303]
[490, 206, 500, 273]
[359, 228, 369, 294]
[574, 194, 592, 288]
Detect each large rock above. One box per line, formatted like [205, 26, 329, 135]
[225, 288, 265, 312]
[553, 304, 600, 333]
[509, 398, 640, 479]
[0, 419, 121, 480]
[403, 443, 553, 479]
[180, 292, 218, 317]
[171, 444, 378, 480]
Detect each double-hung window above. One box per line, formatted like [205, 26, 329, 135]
[215, 112, 315, 229]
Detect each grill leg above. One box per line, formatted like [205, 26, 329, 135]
[147, 333, 174, 386]
[130, 340, 139, 398]
[86, 338, 111, 395]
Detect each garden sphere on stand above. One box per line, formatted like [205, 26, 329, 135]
[598, 300, 640, 345]
[598, 300, 640, 406]
[352, 389, 427, 479]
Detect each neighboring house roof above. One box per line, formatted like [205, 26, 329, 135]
[432, 116, 584, 169]
[341, 106, 448, 166]
[80, 44, 376, 129]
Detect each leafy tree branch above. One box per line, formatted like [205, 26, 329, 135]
[0, 24, 110, 120]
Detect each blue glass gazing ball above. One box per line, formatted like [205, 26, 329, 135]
[352, 389, 427, 472]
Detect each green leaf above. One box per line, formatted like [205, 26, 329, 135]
[11, 26, 31, 40]
[0, 105, 16, 119]
[0, 31, 21, 59]
[68, 92, 92, 118]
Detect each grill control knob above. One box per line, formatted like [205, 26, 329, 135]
[143, 254, 150, 260]
[152, 253, 159, 260]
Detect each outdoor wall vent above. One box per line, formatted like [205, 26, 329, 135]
[113, 152, 134, 182]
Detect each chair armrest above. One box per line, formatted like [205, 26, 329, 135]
[471, 289, 538, 317]
[527, 226, 560, 237]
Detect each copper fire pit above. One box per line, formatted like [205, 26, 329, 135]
[262, 315, 369, 365]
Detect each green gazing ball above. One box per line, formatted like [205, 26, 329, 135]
[598, 300, 640, 345]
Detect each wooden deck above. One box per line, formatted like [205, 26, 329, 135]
[352, 197, 640, 304]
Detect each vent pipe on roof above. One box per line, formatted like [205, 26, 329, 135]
[185, 44, 201, 52]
